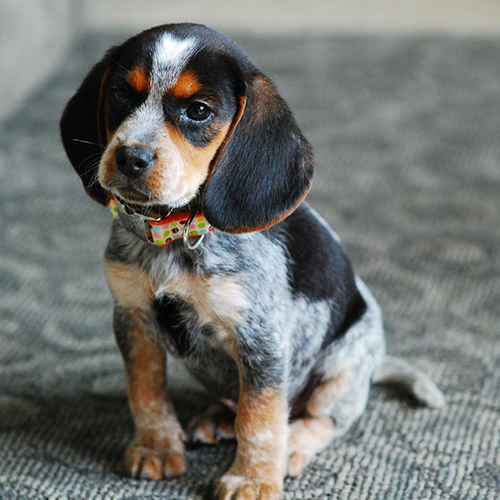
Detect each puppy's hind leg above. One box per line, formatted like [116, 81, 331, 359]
[288, 278, 384, 476]
[187, 402, 236, 444]
[287, 372, 370, 477]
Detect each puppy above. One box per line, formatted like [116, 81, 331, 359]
[60, 23, 444, 500]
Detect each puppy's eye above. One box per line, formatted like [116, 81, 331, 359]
[186, 102, 212, 121]
[112, 89, 130, 108]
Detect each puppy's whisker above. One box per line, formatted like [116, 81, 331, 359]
[86, 171, 101, 192]
[81, 154, 103, 170]
[71, 138, 103, 148]
[103, 56, 130, 74]
[83, 161, 105, 192]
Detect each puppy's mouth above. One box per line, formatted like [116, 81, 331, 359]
[111, 187, 199, 218]
[112, 189, 170, 218]
[114, 186, 153, 205]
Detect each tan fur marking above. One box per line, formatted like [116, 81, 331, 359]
[98, 137, 123, 193]
[235, 388, 288, 457]
[100, 155, 118, 189]
[306, 370, 352, 417]
[216, 387, 287, 498]
[127, 66, 151, 92]
[147, 122, 230, 202]
[286, 371, 352, 477]
[106, 130, 115, 144]
[104, 260, 157, 310]
[287, 417, 337, 477]
[169, 70, 201, 98]
[125, 314, 169, 429]
[249, 75, 281, 122]
[203, 95, 247, 188]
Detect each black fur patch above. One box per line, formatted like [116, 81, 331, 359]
[274, 205, 355, 301]
[321, 287, 367, 350]
[112, 306, 134, 361]
[238, 335, 286, 391]
[152, 294, 194, 357]
[60, 55, 113, 205]
[270, 204, 367, 346]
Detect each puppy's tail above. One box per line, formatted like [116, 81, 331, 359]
[372, 356, 445, 408]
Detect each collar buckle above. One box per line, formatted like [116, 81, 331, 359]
[182, 209, 206, 251]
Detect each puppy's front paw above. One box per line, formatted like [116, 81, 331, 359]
[215, 474, 282, 500]
[125, 432, 185, 480]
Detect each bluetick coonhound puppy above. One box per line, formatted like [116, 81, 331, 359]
[60, 23, 444, 500]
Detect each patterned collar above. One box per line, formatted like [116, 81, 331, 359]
[108, 196, 214, 249]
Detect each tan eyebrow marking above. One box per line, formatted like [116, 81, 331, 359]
[127, 66, 151, 92]
[169, 70, 202, 99]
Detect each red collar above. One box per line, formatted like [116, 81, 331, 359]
[108, 195, 214, 249]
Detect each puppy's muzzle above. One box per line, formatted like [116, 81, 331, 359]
[116, 145, 155, 179]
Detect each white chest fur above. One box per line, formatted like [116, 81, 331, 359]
[154, 260, 249, 353]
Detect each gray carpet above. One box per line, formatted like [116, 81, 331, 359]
[1, 31, 499, 499]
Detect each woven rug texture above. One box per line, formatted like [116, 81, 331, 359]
[0, 32, 499, 500]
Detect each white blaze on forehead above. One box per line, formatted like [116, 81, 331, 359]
[152, 33, 197, 89]
[114, 34, 197, 145]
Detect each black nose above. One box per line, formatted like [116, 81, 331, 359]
[115, 146, 155, 178]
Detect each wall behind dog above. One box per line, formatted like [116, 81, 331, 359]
[1, 0, 499, 124]
[0, 0, 82, 123]
[83, 0, 500, 35]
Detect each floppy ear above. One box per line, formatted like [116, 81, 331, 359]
[60, 52, 115, 206]
[202, 73, 314, 233]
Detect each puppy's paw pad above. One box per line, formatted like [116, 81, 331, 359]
[215, 475, 281, 500]
[125, 442, 185, 480]
[187, 403, 235, 444]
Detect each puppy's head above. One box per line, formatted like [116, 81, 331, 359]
[60, 24, 313, 233]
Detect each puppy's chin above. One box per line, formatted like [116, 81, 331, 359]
[112, 188, 198, 217]
[114, 187, 153, 205]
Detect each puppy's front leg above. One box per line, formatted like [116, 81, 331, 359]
[106, 261, 185, 480]
[216, 356, 288, 500]
[119, 309, 185, 480]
